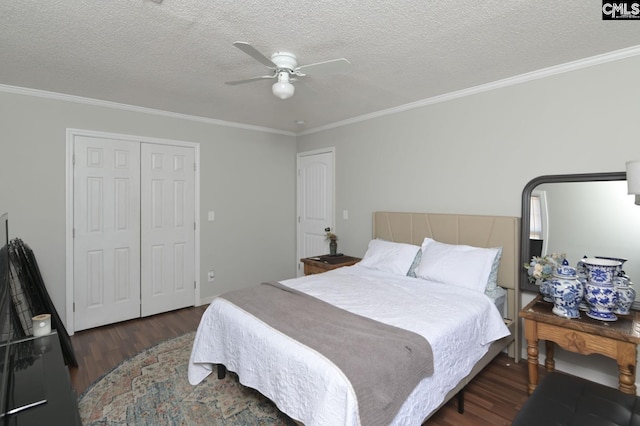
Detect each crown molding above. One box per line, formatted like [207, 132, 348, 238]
[2, 45, 639, 138]
[298, 45, 640, 136]
[0, 84, 296, 137]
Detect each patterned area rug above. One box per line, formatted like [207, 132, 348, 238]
[78, 332, 297, 425]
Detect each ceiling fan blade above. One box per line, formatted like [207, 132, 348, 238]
[296, 79, 319, 95]
[233, 42, 277, 68]
[225, 75, 275, 85]
[297, 58, 351, 76]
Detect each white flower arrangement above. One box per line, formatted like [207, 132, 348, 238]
[324, 227, 337, 241]
[524, 252, 566, 284]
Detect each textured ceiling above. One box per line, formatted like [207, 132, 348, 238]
[1, 0, 639, 134]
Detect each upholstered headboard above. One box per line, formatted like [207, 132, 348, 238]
[373, 211, 521, 358]
[373, 212, 519, 289]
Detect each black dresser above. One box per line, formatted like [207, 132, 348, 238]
[3, 332, 80, 426]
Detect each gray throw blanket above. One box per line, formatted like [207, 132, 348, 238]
[219, 281, 434, 426]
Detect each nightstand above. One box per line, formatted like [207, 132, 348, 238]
[301, 255, 361, 275]
[519, 295, 640, 396]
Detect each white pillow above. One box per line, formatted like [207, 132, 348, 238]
[415, 238, 500, 293]
[358, 239, 421, 276]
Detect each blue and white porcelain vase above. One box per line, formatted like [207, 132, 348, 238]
[537, 278, 553, 302]
[576, 256, 589, 279]
[595, 256, 627, 273]
[614, 279, 635, 315]
[576, 256, 590, 311]
[583, 257, 621, 285]
[550, 266, 583, 319]
[583, 257, 621, 321]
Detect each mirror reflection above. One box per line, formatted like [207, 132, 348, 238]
[521, 173, 640, 301]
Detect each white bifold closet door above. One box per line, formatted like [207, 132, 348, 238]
[140, 143, 195, 317]
[73, 136, 195, 331]
[73, 136, 141, 330]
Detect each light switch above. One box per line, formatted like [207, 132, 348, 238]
[208, 211, 215, 221]
[343, 210, 349, 220]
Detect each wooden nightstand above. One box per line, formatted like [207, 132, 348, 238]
[301, 255, 361, 275]
[519, 295, 640, 395]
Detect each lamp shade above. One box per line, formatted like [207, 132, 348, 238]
[272, 81, 295, 99]
[626, 160, 640, 195]
[272, 71, 295, 100]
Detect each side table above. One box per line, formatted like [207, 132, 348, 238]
[519, 295, 640, 395]
[300, 255, 360, 275]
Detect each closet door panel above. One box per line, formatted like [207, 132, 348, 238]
[73, 136, 141, 331]
[140, 143, 195, 316]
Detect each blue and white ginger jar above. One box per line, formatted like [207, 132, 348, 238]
[538, 278, 553, 302]
[550, 266, 583, 319]
[614, 278, 635, 315]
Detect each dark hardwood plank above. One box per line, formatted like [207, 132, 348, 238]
[426, 354, 543, 425]
[69, 305, 208, 395]
[69, 305, 538, 424]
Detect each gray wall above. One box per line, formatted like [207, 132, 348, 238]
[0, 90, 298, 325]
[297, 55, 640, 388]
[297, 55, 640, 259]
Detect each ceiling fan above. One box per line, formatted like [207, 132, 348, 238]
[225, 42, 351, 100]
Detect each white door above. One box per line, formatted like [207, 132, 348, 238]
[296, 149, 335, 276]
[140, 143, 196, 316]
[73, 136, 141, 331]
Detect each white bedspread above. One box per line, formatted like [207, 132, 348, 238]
[188, 265, 509, 425]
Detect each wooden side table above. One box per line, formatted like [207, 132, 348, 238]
[300, 255, 360, 275]
[519, 295, 640, 395]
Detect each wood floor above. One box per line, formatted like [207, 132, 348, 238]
[69, 304, 209, 394]
[69, 305, 539, 425]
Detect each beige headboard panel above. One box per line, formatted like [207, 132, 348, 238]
[373, 211, 520, 291]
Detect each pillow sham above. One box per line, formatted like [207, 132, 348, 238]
[415, 238, 500, 293]
[406, 249, 422, 278]
[358, 239, 421, 276]
[485, 247, 503, 292]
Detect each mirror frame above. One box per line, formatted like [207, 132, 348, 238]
[520, 171, 627, 293]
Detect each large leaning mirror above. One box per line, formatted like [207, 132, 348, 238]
[520, 172, 640, 296]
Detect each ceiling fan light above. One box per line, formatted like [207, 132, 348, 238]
[272, 81, 295, 99]
[272, 71, 295, 100]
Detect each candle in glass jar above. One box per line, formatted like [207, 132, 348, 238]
[32, 313, 51, 337]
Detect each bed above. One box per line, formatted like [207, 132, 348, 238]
[188, 212, 520, 425]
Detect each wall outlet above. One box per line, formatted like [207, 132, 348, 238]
[207, 270, 215, 282]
